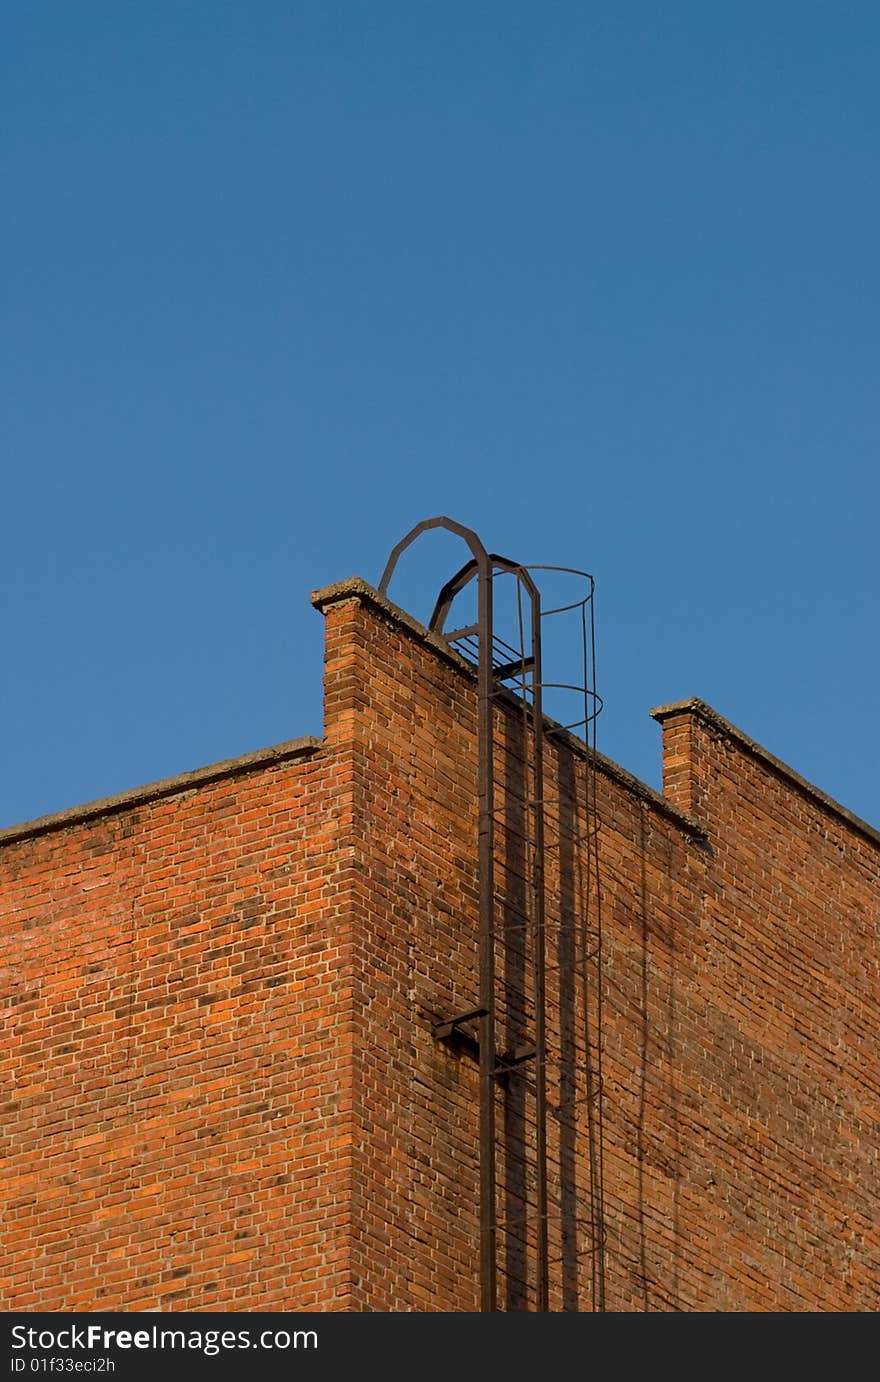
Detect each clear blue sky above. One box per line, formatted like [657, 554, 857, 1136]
[3, 2, 878, 830]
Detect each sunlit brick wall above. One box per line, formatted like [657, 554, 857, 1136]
[1, 742, 355, 1311]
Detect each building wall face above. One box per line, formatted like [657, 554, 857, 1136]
[322, 591, 879, 1312]
[1, 750, 356, 1312]
[321, 594, 485, 1311]
[2, 584, 878, 1312]
[657, 711, 880, 1310]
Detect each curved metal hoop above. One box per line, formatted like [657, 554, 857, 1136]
[430, 553, 540, 634]
[378, 516, 491, 597]
[377, 514, 541, 636]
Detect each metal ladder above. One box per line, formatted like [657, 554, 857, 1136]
[380, 518, 549, 1311]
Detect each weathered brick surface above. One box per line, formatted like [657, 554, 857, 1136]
[1, 582, 877, 1311]
[652, 705, 880, 1309]
[1, 746, 356, 1311]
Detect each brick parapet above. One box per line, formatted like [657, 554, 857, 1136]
[0, 738, 323, 848]
[651, 697, 879, 849]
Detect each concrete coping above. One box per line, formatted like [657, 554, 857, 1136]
[311, 576, 477, 675]
[651, 698, 880, 850]
[0, 737, 323, 847]
[311, 576, 709, 842]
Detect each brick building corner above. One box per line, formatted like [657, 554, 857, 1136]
[2, 576, 878, 1311]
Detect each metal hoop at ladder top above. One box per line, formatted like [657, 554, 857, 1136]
[379, 517, 549, 1313]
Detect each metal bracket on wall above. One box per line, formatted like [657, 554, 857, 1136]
[493, 1044, 536, 1079]
[431, 1008, 488, 1063]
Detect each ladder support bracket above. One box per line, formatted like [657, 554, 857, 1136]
[432, 1008, 488, 1064]
[493, 1044, 537, 1079]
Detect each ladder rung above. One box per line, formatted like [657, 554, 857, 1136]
[492, 656, 535, 682]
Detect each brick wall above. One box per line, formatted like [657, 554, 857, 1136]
[0, 742, 357, 1311]
[652, 702, 880, 1308]
[1, 579, 877, 1311]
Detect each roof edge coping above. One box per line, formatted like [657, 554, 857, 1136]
[311, 576, 478, 674]
[650, 697, 879, 849]
[0, 737, 323, 847]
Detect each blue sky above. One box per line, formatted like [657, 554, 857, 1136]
[2, 2, 877, 830]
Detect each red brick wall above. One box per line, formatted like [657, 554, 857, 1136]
[1, 744, 357, 1312]
[318, 587, 707, 1311]
[2, 580, 878, 1312]
[319, 590, 484, 1312]
[317, 587, 879, 1312]
[654, 705, 880, 1309]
